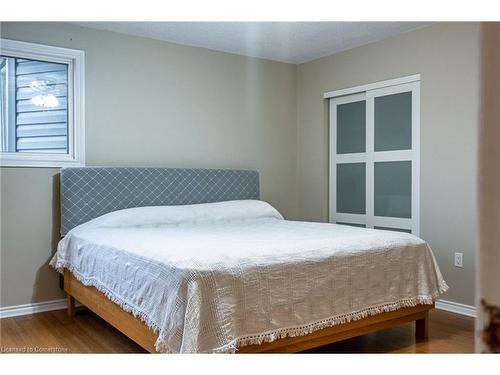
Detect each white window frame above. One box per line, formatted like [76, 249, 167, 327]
[0, 39, 85, 167]
[327, 75, 420, 235]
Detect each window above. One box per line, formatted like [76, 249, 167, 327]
[0, 39, 84, 167]
[327, 75, 420, 235]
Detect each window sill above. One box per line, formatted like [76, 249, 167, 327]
[0, 152, 85, 168]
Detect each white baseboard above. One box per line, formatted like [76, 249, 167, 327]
[0, 299, 68, 319]
[1, 297, 477, 319]
[435, 299, 476, 318]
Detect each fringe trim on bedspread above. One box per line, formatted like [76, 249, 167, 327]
[52, 261, 169, 352]
[53, 260, 448, 354]
[215, 293, 445, 353]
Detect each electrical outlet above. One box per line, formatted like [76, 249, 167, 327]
[454, 252, 463, 268]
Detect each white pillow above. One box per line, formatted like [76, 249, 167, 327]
[73, 200, 283, 230]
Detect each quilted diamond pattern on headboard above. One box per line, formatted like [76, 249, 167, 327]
[60, 167, 260, 235]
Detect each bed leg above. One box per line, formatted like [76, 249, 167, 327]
[415, 311, 429, 339]
[67, 295, 76, 318]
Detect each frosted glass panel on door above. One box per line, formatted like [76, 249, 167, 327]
[374, 161, 411, 218]
[337, 163, 366, 214]
[336, 101, 366, 154]
[374, 92, 412, 151]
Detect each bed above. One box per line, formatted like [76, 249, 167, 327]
[51, 167, 448, 353]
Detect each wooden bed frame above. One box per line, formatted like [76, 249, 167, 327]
[64, 269, 432, 353]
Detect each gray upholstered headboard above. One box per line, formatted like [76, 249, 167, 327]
[60, 167, 260, 235]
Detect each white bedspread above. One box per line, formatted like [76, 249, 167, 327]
[51, 200, 448, 353]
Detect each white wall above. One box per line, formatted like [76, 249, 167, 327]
[0, 22, 480, 309]
[0, 22, 298, 307]
[296, 23, 480, 306]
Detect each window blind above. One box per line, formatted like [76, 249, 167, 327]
[13, 58, 68, 153]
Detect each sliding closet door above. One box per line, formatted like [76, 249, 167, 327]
[329, 81, 420, 234]
[329, 93, 368, 227]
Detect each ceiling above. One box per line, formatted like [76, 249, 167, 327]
[73, 22, 431, 64]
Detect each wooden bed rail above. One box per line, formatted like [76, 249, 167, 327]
[64, 270, 432, 353]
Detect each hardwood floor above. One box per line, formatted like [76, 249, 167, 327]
[305, 309, 474, 353]
[0, 308, 474, 353]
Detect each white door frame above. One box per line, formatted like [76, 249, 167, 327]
[324, 74, 420, 99]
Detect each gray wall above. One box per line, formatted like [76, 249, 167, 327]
[0, 22, 480, 309]
[296, 23, 480, 305]
[0, 22, 298, 307]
